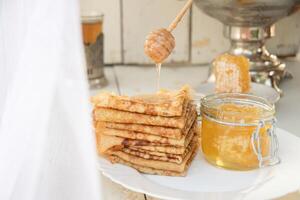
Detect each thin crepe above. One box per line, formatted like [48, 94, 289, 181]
[130, 144, 186, 155]
[107, 142, 197, 172]
[122, 136, 197, 164]
[96, 108, 196, 139]
[107, 144, 198, 176]
[97, 120, 196, 147]
[91, 86, 191, 117]
[97, 134, 194, 155]
[97, 121, 198, 155]
[94, 103, 194, 129]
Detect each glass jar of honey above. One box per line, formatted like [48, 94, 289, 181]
[201, 93, 280, 170]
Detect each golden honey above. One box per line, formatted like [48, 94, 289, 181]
[201, 93, 278, 170]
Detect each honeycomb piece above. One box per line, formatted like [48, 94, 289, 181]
[213, 53, 251, 93]
[144, 28, 175, 64]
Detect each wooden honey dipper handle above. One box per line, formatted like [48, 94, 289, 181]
[167, 0, 193, 32]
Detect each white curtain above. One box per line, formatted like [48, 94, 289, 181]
[0, 0, 102, 200]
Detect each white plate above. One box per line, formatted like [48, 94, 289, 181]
[195, 83, 280, 104]
[98, 128, 300, 200]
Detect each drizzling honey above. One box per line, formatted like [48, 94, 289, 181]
[144, 0, 193, 92]
[156, 63, 162, 90]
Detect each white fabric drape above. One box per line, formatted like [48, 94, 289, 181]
[0, 0, 102, 200]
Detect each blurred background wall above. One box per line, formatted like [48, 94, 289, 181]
[80, 0, 300, 65]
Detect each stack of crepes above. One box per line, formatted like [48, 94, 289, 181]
[92, 86, 199, 176]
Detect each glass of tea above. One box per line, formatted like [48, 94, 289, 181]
[81, 13, 107, 88]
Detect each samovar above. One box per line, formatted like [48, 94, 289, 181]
[194, 0, 300, 95]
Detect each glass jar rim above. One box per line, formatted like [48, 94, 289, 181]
[81, 12, 104, 23]
[201, 93, 275, 125]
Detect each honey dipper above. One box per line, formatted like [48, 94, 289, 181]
[144, 0, 193, 63]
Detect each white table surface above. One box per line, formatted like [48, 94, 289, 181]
[93, 60, 300, 200]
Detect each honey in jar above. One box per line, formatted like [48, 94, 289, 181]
[201, 93, 279, 170]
